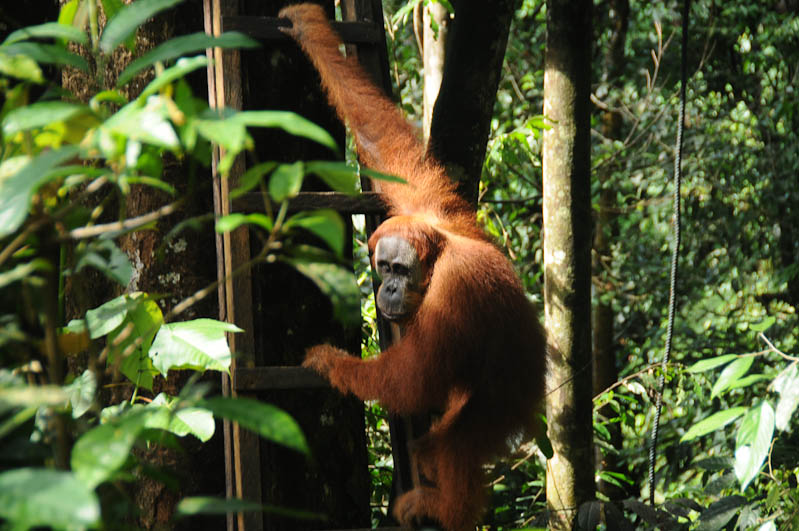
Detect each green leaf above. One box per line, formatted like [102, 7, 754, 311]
[304, 161, 359, 195]
[285, 209, 346, 256]
[198, 396, 308, 454]
[73, 239, 134, 286]
[0, 259, 51, 289]
[85, 295, 129, 338]
[2, 101, 87, 136]
[215, 213, 274, 233]
[0, 468, 99, 529]
[360, 167, 407, 184]
[2, 42, 89, 71]
[695, 495, 748, 531]
[71, 409, 153, 488]
[175, 496, 323, 520]
[711, 356, 754, 398]
[2, 22, 88, 46]
[149, 319, 240, 375]
[773, 363, 799, 431]
[58, 0, 80, 32]
[176, 496, 263, 517]
[137, 55, 209, 98]
[144, 394, 215, 442]
[230, 161, 278, 199]
[232, 110, 338, 152]
[686, 354, 737, 373]
[0, 50, 44, 82]
[680, 407, 748, 442]
[269, 162, 304, 202]
[118, 32, 258, 86]
[750, 316, 775, 332]
[99, 0, 184, 53]
[0, 385, 69, 416]
[0, 147, 80, 238]
[65, 369, 96, 419]
[734, 401, 775, 490]
[103, 95, 179, 148]
[285, 258, 360, 328]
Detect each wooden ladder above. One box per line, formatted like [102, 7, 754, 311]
[203, 1, 419, 529]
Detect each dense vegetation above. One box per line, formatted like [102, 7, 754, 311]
[1, 0, 797, 529]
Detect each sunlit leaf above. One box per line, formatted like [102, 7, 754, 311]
[749, 316, 775, 332]
[686, 354, 737, 373]
[144, 394, 215, 442]
[773, 363, 799, 431]
[0, 50, 44, 82]
[215, 213, 273, 233]
[232, 110, 338, 152]
[2, 22, 88, 45]
[2, 42, 88, 71]
[680, 407, 748, 442]
[149, 319, 240, 375]
[0, 147, 80, 238]
[710, 356, 754, 399]
[304, 161, 359, 195]
[230, 161, 278, 199]
[137, 55, 209, 98]
[734, 401, 774, 490]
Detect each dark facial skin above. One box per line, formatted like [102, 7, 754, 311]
[374, 235, 424, 322]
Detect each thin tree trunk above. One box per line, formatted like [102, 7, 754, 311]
[421, 1, 449, 142]
[542, 0, 594, 528]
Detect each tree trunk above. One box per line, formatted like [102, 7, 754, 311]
[421, 1, 449, 142]
[593, 0, 629, 501]
[542, 0, 594, 528]
[428, 0, 516, 204]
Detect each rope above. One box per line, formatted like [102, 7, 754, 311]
[648, 0, 690, 506]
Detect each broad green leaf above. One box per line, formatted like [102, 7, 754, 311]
[734, 401, 775, 490]
[99, 0, 184, 53]
[0, 469, 99, 529]
[144, 394, 215, 442]
[269, 162, 304, 202]
[749, 316, 775, 332]
[285, 209, 346, 256]
[686, 354, 737, 373]
[2, 102, 87, 136]
[2, 42, 88, 72]
[119, 32, 257, 86]
[66, 369, 96, 419]
[0, 147, 80, 238]
[85, 295, 129, 338]
[137, 55, 209, 98]
[0, 50, 44, 82]
[73, 239, 134, 286]
[103, 96, 179, 148]
[286, 258, 360, 328]
[195, 115, 248, 153]
[198, 396, 308, 454]
[233, 110, 338, 152]
[149, 319, 240, 375]
[680, 407, 748, 442]
[304, 161, 359, 195]
[71, 409, 155, 488]
[230, 161, 278, 199]
[110, 295, 163, 390]
[215, 213, 273, 233]
[726, 374, 769, 391]
[710, 356, 754, 399]
[2, 22, 88, 46]
[773, 363, 799, 431]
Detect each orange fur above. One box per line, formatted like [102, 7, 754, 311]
[280, 5, 546, 530]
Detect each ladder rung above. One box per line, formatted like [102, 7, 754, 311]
[234, 191, 387, 215]
[233, 366, 328, 391]
[223, 16, 384, 45]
